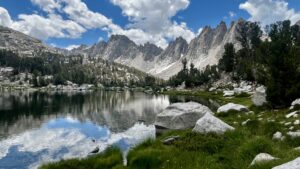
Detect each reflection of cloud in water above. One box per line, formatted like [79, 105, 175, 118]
[0, 118, 155, 169]
[0, 91, 169, 138]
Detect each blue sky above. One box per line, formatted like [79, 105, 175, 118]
[0, 0, 300, 49]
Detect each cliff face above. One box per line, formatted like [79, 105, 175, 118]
[150, 20, 243, 79]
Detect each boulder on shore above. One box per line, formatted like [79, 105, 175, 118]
[154, 102, 213, 130]
[192, 113, 234, 134]
[252, 86, 267, 106]
[272, 157, 300, 169]
[250, 153, 278, 166]
[217, 103, 249, 114]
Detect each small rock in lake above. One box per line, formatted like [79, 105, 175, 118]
[89, 146, 100, 154]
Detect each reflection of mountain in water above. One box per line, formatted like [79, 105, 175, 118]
[0, 91, 170, 138]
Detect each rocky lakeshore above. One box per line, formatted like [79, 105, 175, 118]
[40, 89, 300, 169]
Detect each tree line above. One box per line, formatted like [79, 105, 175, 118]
[168, 20, 300, 108]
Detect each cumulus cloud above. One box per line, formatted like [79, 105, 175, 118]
[240, 0, 300, 26]
[0, 7, 12, 27]
[11, 14, 86, 40]
[1, 0, 196, 48]
[31, 0, 61, 13]
[110, 0, 195, 48]
[60, 0, 113, 29]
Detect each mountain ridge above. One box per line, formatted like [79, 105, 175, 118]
[0, 19, 251, 80]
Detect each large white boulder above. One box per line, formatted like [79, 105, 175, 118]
[192, 113, 234, 134]
[154, 102, 213, 130]
[252, 86, 267, 106]
[217, 103, 249, 114]
[250, 153, 278, 166]
[272, 157, 300, 169]
[290, 98, 300, 110]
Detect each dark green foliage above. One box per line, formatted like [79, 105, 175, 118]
[218, 43, 235, 73]
[0, 50, 150, 87]
[144, 75, 156, 87]
[217, 20, 300, 107]
[168, 61, 220, 87]
[265, 20, 300, 107]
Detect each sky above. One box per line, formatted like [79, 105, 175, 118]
[0, 0, 300, 50]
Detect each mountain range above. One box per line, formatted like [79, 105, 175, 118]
[1, 19, 299, 80]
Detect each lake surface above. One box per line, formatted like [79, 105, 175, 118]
[0, 90, 220, 169]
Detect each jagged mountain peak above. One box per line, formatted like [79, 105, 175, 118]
[109, 34, 133, 43]
[139, 42, 163, 61]
[159, 36, 188, 61]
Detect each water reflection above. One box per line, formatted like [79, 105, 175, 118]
[0, 91, 170, 139]
[0, 118, 155, 169]
[0, 90, 220, 169]
[0, 91, 168, 169]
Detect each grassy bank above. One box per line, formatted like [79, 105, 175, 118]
[40, 90, 300, 169]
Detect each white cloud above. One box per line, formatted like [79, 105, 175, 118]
[60, 0, 113, 29]
[229, 11, 236, 18]
[31, 0, 61, 13]
[110, 0, 195, 48]
[240, 0, 300, 26]
[10, 13, 86, 40]
[0, 7, 13, 27]
[65, 44, 80, 50]
[1, 0, 196, 48]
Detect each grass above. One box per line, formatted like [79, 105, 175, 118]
[40, 90, 300, 169]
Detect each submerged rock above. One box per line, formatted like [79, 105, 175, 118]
[155, 102, 213, 130]
[251, 153, 278, 166]
[192, 113, 234, 134]
[217, 103, 249, 114]
[89, 146, 100, 154]
[272, 157, 300, 169]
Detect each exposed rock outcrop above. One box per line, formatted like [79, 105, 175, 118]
[250, 153, 278, 166]
[290, 98, 300, 110]
[0, 26, 53, 56]
[272, 157, 300, 169]
[252, 86, 267, 106]
[217, 103, 249, 114]
[192, 113, 234, 134]
[154, 102, 213, 130]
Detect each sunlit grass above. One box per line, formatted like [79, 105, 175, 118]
[40, 90, 300, 169]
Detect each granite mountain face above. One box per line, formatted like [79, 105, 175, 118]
[0, 26, 54, 57]
[0, 19, 259, 80]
